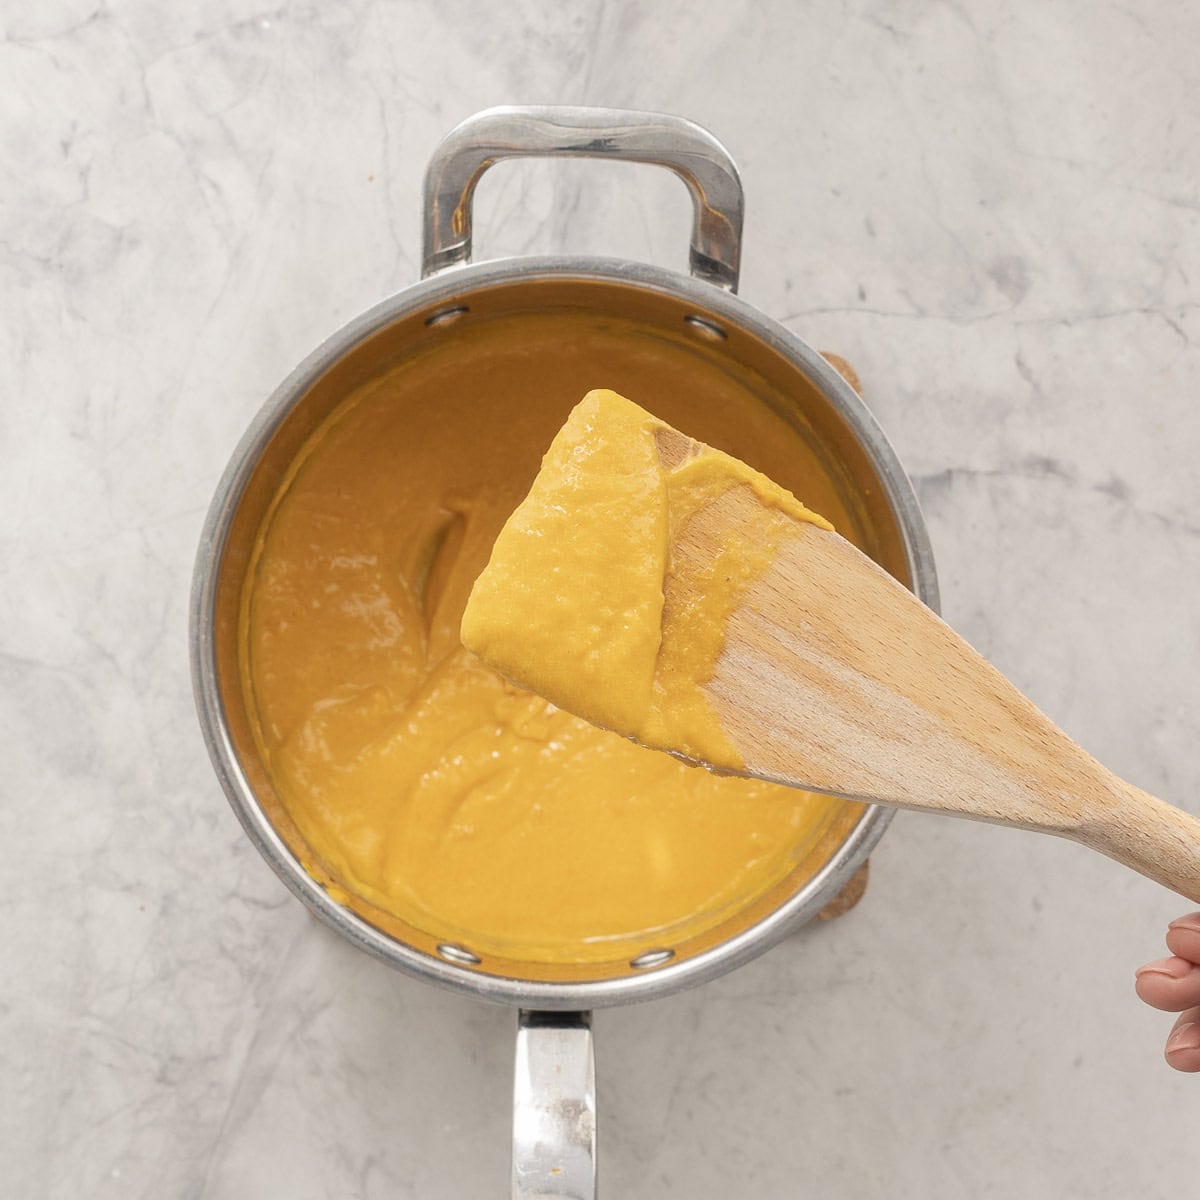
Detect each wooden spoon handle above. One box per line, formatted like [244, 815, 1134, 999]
[1075, 782, 1200, 903]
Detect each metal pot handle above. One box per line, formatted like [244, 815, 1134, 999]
[421, 105, 743, 291]
[512, 1011, 597, 1200]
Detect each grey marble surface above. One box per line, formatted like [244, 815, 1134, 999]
[5, 2, 1199, 1196]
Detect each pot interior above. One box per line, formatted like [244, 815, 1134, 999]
[209, 272, 919, 988]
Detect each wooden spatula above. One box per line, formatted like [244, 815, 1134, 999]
[463, 390, 1200, 902]
[653, 422, 1200, 903]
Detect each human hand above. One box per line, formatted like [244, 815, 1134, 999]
[1135, 913, 1200, 1072]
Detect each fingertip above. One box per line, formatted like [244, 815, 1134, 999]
[1164, 1047, 1200, 1072]
[1165, 924, 1200, 966]
[1136, 955, 1192, 980]
[1134, 957, 1200, 1010]
[1135, 970, 1175, 1010]
[1165, 1023, 1200, 1072]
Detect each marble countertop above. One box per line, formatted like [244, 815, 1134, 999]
[6, 2, 1199, 1196]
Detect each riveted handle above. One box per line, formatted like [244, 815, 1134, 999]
[512, 1011, 597, 1200]
[421, 105, 743, 291]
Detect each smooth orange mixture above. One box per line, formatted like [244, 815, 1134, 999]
[463, 390, 831, 768]
[240, 313, 855, 963]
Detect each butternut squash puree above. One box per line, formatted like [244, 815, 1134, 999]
[240, 313, 859, 963]
[462, 390, 831, 769]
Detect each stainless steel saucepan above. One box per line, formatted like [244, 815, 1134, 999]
[191, 106, 938, 1198]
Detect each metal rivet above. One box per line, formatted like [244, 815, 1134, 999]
[425, 304, 470, 328]
[437, 942, 482, 965]
[683, 314, 727, 341]
[629, 948, 675, 970]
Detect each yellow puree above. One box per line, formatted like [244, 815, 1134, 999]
[242, 322, 848, 963]
[462, 390, 831, 769]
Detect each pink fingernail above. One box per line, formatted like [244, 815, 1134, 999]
[1135, 957, 1194, 979]
[1167, 914, 1200, 933]
[1166, 1023, 1200, 1053]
